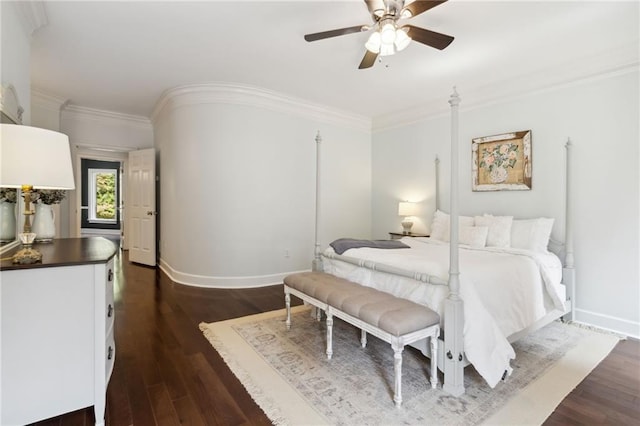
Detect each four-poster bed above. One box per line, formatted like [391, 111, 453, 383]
[311, 88, 574, 396]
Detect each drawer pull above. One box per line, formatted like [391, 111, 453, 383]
[107, 304, 113, 318]
[107, 346, 113, 360]
[108, 269, 113, 282]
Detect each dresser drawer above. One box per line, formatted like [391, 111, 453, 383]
[105, 328, 116, 383]
[105, 259, 115, 334]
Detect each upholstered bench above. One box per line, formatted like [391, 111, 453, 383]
[283, 271, 440, 407]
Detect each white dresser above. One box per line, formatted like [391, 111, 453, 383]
[0, 237, 118, 426]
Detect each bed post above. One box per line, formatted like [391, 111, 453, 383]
[563, 138, 575, 322]
[443, 87, 465, 396]
[435, 156, 440, 211]
[312, 131, 323, 272]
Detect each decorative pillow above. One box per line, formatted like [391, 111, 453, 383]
[511, 218, 554, 252]
[429, 210, 475, 242]
[429, 210, 449, 242]
[459, 226, 489, 248]
[443, 215, 476, 242]
[474, 214, 513, 248]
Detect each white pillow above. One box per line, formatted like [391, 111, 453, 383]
[429, 210, 449, 241]
[429, 210, 475, 242]
[511, 218, 554, 252]
[459, 226, 489, 248]
[474, 214, 513, 248]
[444, 215, 476, 242]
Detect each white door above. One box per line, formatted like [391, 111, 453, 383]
[128, 148, 156, 266]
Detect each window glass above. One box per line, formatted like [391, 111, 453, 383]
[89, 169, 117, 223]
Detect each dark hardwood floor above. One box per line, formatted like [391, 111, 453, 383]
[32, 251, 639, 425]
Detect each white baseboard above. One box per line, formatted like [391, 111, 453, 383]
[158, 258, 310, 289]
[574, 308, 640, 339]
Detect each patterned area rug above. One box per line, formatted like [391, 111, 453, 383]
[200, 306, 619, 425]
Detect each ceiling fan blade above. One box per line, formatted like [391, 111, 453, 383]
[404, 25, 454, 50]
[304, 25, 367, 42]
[358, 50, 378, 69]
[401, 0, 448, 18]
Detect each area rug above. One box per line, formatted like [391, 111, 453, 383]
[199, 306, 620, 425]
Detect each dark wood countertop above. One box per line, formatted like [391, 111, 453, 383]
[1, 237, 118, 271]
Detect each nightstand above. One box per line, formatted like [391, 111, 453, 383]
[389, 232, 429, 240]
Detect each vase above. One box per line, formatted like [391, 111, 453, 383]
[32, 203, 56, 242]
[0, 201, 16, 242]
[489, 166, 508, 183]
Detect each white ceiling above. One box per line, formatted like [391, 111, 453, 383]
[30, 0, 639, 120]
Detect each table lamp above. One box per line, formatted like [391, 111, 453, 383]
[398, 201, 419, 234]
[0, 124, 75, 264]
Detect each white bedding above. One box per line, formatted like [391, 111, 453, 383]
[321, 237, 566, 388]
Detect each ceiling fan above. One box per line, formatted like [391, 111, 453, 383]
[304, 0, 454, 69]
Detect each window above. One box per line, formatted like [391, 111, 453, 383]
[88, 168, 117, 223]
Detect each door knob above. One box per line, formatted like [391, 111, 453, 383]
[146, 211, 154, 216]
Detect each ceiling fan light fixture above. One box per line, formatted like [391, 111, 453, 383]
[365, 31, 381, 53]
[394, 27, 411, 51]
[379, 42, 395, 57]
[380, 21, 396, 44]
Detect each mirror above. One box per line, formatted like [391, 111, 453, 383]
[0, 84, 24, 253]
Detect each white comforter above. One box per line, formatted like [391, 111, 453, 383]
[322, 237, 566, 388]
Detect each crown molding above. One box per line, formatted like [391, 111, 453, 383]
[152, 82, 371, 133]
[12, 0, 48, 37]
[62, 104, 152, 129]
[373, 41, 640, 133]
[31, 87, 69, 112]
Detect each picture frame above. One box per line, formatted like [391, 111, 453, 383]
[472, 130, 532, 191]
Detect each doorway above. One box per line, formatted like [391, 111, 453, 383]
[79, 158, 123, 246]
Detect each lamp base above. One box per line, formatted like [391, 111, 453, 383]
[12, 246, 43, 264]
[401, 219, 414, 235]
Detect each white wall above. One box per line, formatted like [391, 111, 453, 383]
[0, 2, 31, 420]
[30, 90, 69, 238]
[372, 69, 639, 337]
[153, 84, 371, 287]
[60, 106, 153, 240]
[61, 106, 153, 150]
[0, 2, 31, 124]
[30, 92, 155, 241]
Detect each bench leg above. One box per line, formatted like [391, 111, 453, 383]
[285, 292, 291, 330]
[360, 329, 367, 348]
[326, 309, 333, 360]
[392, 343, 404, 407]
[430, 331, 439, 389]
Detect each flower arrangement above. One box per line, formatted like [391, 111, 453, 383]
[32, 189, 67, 205]
[0, 188, 17, 203]
[479, 142, 519, 183]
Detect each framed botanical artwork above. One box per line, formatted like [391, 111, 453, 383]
[472, 130, 532, 191]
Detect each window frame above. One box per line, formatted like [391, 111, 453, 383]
[88, 168, 118, 224]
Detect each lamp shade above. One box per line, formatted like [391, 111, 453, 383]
[398, 201, 418, 216]
[1, 124, 75, 189]
[394, 28, 411, 51]
[365, 31, 381, 53]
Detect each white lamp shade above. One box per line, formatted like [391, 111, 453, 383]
[379, 42, 395, 57]
[365, 31, 381, 53]
[398, 201, 418, 216]
[1, 124, 75, 189]
[395, 28, 411, 51]
[380, 22, 396, 44]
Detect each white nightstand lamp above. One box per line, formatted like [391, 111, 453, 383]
[398, 201, 418, 235]
[0, 124, 75, 263]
